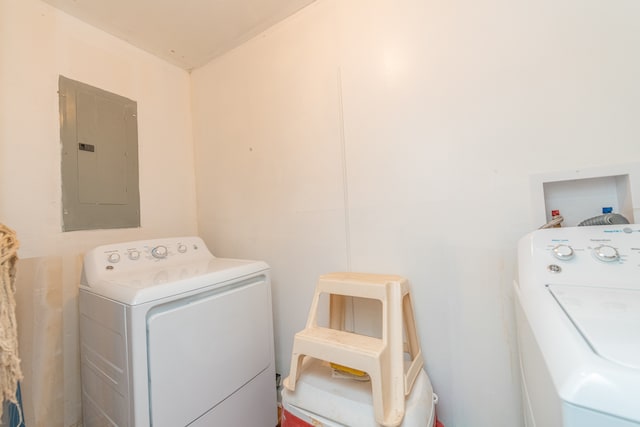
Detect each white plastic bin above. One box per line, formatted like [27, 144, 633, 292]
[282, 359, 435, 427]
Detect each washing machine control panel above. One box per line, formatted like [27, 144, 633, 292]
[520, 225, 640, 289]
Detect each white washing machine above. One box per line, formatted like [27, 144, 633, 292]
[79, 236, 277, 427]
[515, 225, 640, 427]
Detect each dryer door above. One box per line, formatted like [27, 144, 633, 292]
[146, 276, 272, 427]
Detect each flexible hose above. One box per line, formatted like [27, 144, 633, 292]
[539, 215, 564, 229]
[578, 213, 630, 226]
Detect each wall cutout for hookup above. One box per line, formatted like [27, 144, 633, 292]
[530, 163, 640, 228]
[59, 76, 140, 231]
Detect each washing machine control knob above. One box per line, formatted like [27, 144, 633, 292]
[593, 245, 619, 262]
[107, 253, 121, 263]
[128, 250, 141, 260]
[151, 245, 169, 259]
[177, 244, 187, 253]
[552, 244, 574, 261]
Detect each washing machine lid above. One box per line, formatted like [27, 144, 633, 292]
[81, 258, 269, 305]
[548, 284, 640, 370]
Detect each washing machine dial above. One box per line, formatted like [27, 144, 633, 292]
[552, 244, 574, 261]
[151, 245, 168, 259]
[128, 250, 141, 260]
[177, 244, 187, 253]
[593, 245, 619, 262]
[107, 253, 121, 263]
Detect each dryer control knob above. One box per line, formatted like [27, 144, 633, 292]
[151, 245, 168, 259]
[107, 253, 121, 263]
[552, 244, 574, 261]
[593, 245, 619, 262]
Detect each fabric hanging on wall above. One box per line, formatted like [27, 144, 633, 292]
[0, 224, 22, 419]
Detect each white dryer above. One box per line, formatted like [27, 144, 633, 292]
[79, 237, 277, 427]
[515, 225, 640, 427]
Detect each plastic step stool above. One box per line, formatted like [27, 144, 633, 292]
[283, 272, 424, 427]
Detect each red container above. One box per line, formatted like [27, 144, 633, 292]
[281, 408, 312, 427]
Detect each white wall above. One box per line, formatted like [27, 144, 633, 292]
[191, 1, 640, 426]
[0, 0, 198, 425]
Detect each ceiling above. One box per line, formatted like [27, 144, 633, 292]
[42, 0, 317, 70]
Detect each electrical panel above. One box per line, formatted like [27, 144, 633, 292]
[59, 76, 140, 231]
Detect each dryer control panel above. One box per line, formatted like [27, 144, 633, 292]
[519, 225, 640, 289]
[82, 236, 214, 283]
